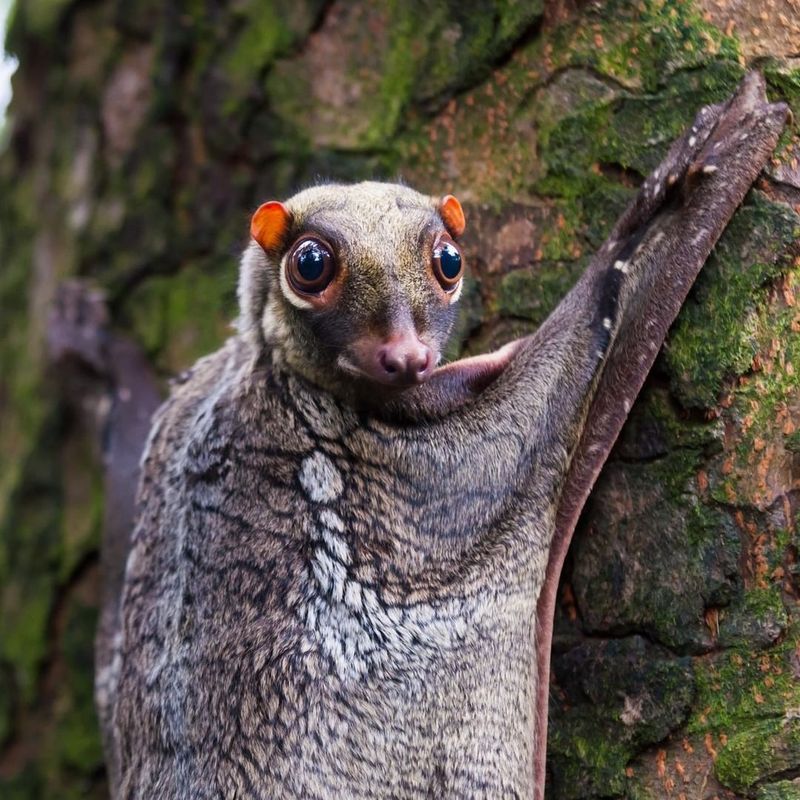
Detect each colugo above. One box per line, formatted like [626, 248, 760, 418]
[99, 74, 786, 800]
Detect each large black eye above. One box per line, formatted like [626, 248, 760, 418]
[287, 237, 336, 295]
[439, 243, 461, 279]
[432, 235, 464, 291]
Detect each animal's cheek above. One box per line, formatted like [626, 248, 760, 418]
[411, 298, 459, 355]
[306, 305, 363, 353]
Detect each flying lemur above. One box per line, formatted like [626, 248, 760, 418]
[94, 74, 785, 798]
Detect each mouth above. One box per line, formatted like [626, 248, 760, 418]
[337, 354, 432, 388]
[337, 339, 522, 394]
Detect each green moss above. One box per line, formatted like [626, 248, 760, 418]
[1, 583, 52, 700]
[266, 3, 411, 151]
[537, 61, 744, 201]
[689, 632, 800, 736]
[764, 61, 800, 112]
[715, 717, 800, 793]
[649, 445, 698, 500]
[0, 594, 106, 799]
[268, 0, 541, 148]
[224, 3, 292, 84]
[370, 1, 418, 145]
[5, 0, 72, 48]
[219, 0, 326, 116]
[79, 130, 183, 296]
[125, 256, 239, 374]
[549, 638, 693, 798]
[406, 0, 544, 106]
[55, 599, 103, 773]
[572, 447, 741, 652]
[527, 57, 744, 294]
[0, 413, 64, 700]
[579, 179, 636, 250]
[396, 0, 744, 205]
[528, 0, 743, 206]
[665, 195, 799, 409]
[548, 725, 629, 799]
[758, 779, 800, 800]
[699, 258, 800, 510]
[539, 0, 740, 92]
[737, 293, 800, 443]
[615, 384, 723, 459]
[497, 259, 585, 325]
[718, 586, 789, 649]
[0, 168, 47, 527]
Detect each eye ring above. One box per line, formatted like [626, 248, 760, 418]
[286, 236, 336, 295]
[432, 233, 464, 291]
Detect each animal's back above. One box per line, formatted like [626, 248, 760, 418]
[112, 336, 543, 799]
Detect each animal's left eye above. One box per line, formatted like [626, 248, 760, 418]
[432, 236, 463, 291]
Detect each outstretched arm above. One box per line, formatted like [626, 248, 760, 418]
[528, 72, 789, 796]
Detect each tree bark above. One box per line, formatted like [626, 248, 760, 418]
[0, 1, 798, 797]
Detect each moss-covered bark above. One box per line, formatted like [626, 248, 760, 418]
[0, 1, 798, 797]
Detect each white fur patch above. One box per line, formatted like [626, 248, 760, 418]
[95, 629, 124, 714]
[322, 529, 351, 565]
[319, 508, 345, 532]
[301, 506, 484, 681]
[261, 302, 290, 344]
[299, 452, 344, 503]
[448, 278, 464, 304]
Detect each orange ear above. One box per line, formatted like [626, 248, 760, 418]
[439, 194, 465, 238]
[251, 201, 291, 252]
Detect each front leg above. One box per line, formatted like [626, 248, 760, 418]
[527, 72, 788, 797]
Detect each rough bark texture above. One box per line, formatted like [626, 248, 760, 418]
[0, 1, 798, 798]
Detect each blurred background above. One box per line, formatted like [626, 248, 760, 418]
[0, 1, 15, 126]
[0, 1, 799, 798]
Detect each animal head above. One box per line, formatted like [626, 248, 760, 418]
[239, 181, 466, 402]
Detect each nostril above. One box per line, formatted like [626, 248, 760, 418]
[379, 349, 399, 375]
[414, 351, 431, 376]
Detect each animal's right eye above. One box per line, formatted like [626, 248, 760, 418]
[287, 238, 336, 295]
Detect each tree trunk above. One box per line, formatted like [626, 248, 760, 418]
[0, 1, 798, 797]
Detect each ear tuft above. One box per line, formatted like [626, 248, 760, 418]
[251, 201, 291, 252]
[439, 195, 465, 238]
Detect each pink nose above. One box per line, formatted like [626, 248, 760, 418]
[375, 334, 433, 385]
